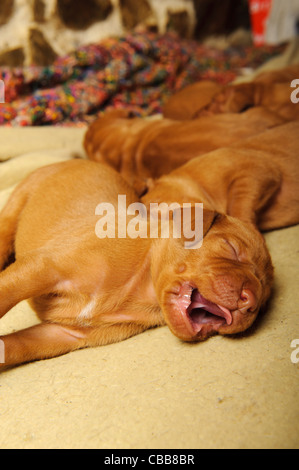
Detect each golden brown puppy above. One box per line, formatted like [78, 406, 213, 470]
[201, 81, 299, 121]
[253, 64, 299, 84]
[195, 64, 299, 121]
[161, 64, 299, 120]
[162, 80, 223, 120]
[142, 121, 299, 232]
[0, 159, 273, 369]
[84, 107, 284, 195]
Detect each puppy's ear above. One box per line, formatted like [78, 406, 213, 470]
[202, 208, 221, 236]
[227, 163, 281, 226]
[170, 206, 220, 248]
[223, 83, 257, 112]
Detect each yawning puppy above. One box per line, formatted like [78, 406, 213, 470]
[150, 213, 273, 342]
[0, 160, 273, 369]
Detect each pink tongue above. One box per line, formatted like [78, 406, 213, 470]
[190, 291, 232, 325]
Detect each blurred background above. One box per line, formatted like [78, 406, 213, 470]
[0, 0, 298, 67]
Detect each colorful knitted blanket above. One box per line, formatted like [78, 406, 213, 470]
[0, 32, 285, 127]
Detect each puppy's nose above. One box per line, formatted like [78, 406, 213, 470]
[238, 288, 256, 313]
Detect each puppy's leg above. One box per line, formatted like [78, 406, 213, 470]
[0, 253, 59, 319]
[0, 320, 148, 369]
[0, 256, 86, 369]
[0, 323, 88, 369]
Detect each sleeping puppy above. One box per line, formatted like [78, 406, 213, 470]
[199, 80, 299, 121]
[84, 107, 284, 195]
[162, 80, 223, 120]
[174, 64, 299, 121]
[0, 159, 273, 369]
[142, 121, 299, 232]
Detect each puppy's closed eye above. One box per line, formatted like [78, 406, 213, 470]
[224, 239, 239, 261]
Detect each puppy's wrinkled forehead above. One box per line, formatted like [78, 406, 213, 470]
[204, 214, 274, 289]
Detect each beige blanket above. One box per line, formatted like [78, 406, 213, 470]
[0, 44, 298, 449]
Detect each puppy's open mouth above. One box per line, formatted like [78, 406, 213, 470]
[173, 284, 232, 338]
[187, 288, 232, 327]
